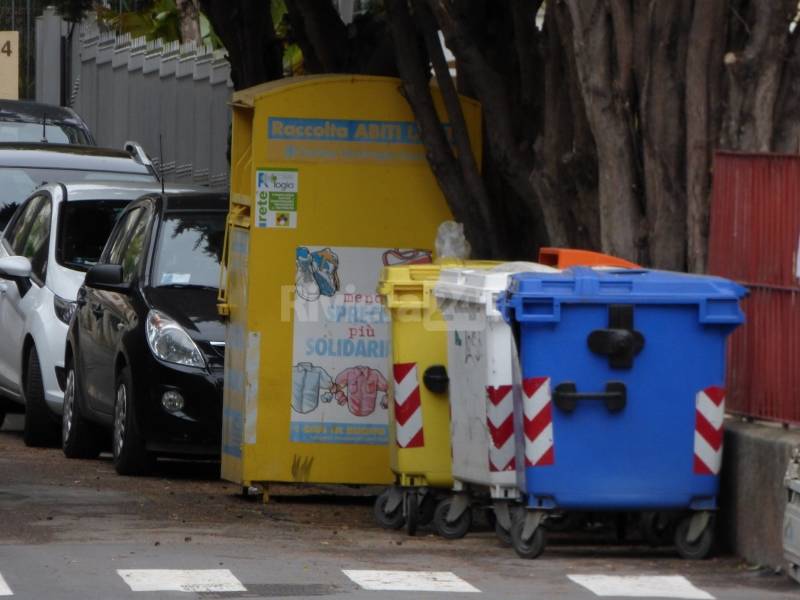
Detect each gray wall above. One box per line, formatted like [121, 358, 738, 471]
[38, 14, 232, 188]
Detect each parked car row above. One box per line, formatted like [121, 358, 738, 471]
[0, 100, 227, 476]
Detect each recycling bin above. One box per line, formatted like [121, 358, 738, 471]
[217, 75, 484, 496]
[376, 260, 498, 536]
[500, 267, 746, 559]
[433, 262, 557, 542]
[537, 247, 639, 269]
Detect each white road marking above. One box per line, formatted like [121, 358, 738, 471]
[0, 573, 12, 596]
[568, 575, 714, 599]
[117, 569, 246, 593]
[343, 569, 480, 593]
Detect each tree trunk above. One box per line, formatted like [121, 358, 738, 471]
[685, 0, 727, 272]
[198, 0, 283, 89]
[565, 0, 642, 262]
[385, 0, 492, 257]
[176, 0, 201, 44]
[634, 1, 692, 270]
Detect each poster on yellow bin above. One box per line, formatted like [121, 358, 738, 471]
[220, 75, 481, 490]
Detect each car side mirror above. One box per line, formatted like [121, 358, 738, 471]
[0, 255, 32, 279]
[85, 264, 126, 291]
[0, 255, 32, 296]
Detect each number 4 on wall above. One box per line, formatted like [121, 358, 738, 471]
[0, 41, 11, 57]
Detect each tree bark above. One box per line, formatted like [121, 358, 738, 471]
[429, 0, 569, 248]
[385, 0, 491, 257]
[198, 0, 283, 89]
[721, 0, 795, 151]
[634, 0, 693, 270]
[685, 0, 727, 272]
[176, 0, 201, 43]
[284, 0, 348, 72]
[565, 0, 642, 262]
[411, 0, 499, 256]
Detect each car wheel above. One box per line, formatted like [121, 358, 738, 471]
[23, 347, 60, 447]
[112, 366, 153, 476]
[62, 362, 102, 459]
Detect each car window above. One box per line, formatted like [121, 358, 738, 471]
[152, 211, 225, 289]
[4, 193, 51, 282]
[0, 167, 153, 230]
[0, 123, 90, 145]
[3, 194, 42, 252]
[104, 207, 142, 265]
[120, 208, 152, 283]
[57, 200, 129, 271]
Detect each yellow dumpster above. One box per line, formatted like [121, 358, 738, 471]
[375, 260, 498, 535]
[218, 75, 482, 495]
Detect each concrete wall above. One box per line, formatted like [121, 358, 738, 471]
[719, 419, 800, 570]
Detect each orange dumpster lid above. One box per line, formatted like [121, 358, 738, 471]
[538, 247, 640, 269]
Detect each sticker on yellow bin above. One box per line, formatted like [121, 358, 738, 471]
[255, 168, 298, 228]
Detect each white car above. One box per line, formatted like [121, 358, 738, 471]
[0, 181, 198, 445]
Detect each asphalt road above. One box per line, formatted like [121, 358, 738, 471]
[0, 414, 796, 600]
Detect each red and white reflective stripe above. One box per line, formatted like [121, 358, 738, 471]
[693, 386, 724, 475]
[487, 385, 515, 472]
[393, 363, 424, 448]
[523, 377, 554, 467]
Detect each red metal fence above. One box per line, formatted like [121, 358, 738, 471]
[708, 151, 800, 424]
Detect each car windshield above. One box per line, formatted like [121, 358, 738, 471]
[151, 211, 225, 290]
[57, 200, 129, 271]
[0, 167, 152, 229]
[0, 122, 91, 145]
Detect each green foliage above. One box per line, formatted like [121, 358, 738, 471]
[98, 0, 181, 42]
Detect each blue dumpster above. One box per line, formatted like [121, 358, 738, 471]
[499, 268, 746, 559]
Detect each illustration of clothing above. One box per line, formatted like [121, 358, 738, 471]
[292, 362, 334, 414]
[335, 366, 389, 417]
[382, 249, 433, 266]
[295, 247, 340, 301]
[311, 248, 340, 296]
[295, 247, 320, 301]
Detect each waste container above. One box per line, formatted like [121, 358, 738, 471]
[375, 260, 498, 536]
[500, 267, 746, 559]
[433, 263, 557, 542]
[537, 247, 640, 269]
[217, 75, 483, 494]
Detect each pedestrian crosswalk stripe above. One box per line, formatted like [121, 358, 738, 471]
[117, 569, 246, 593]
[343, 570, 480, 593]
[0, 573, 12, 596]
[567, 575, 714, 599]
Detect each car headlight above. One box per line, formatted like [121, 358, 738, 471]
[54, 295, 77, 324]
[145, 309, 205, 368]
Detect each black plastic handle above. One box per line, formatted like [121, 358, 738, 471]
[423, 365, 449, 394]
[587, 305, 644, 369]
[553, 381, 627, 413]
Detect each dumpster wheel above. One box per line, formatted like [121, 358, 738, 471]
[641, 511, 675, 547]
[433, 497, 472, 539]
[674, 513, 714, 560]
[511, 515, 546, 559]
[373, 489, 405, 530]
[405, 492, 418, 536]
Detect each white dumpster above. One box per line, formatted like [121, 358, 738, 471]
[433, 262, 557, 541]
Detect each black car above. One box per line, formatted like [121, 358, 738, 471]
[62, 192, 227, 474]
[0, 142, 158, 228]
[0, 100, 95, 145]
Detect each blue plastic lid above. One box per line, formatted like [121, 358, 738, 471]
[500, 267, 747, 325]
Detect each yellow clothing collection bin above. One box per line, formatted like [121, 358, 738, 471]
[375, 261, 498, 534]
[218, 75, 482, 495]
